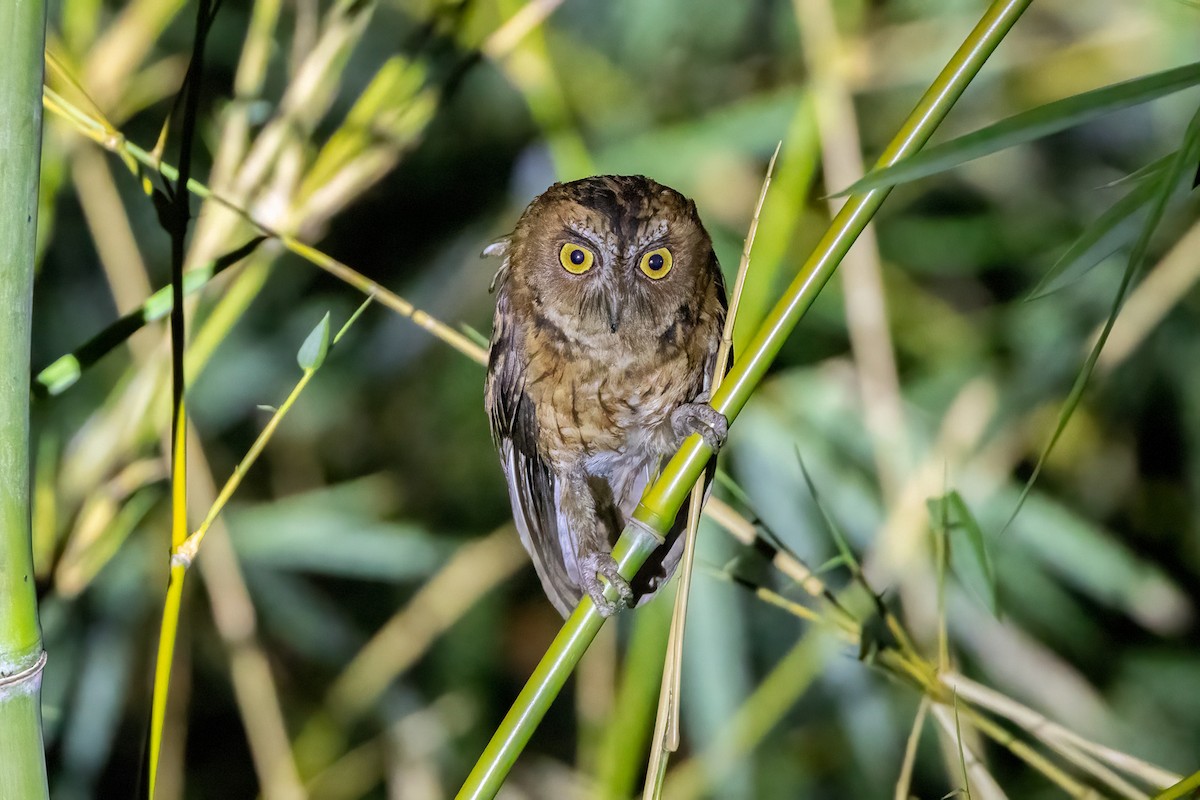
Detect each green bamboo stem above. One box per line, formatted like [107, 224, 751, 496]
[1154, 771, 1200, 800]
[0, 0, 51, 794]
[455, 0, 1034, 796]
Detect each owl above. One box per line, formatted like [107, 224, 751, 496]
[485, 175, 729, 617]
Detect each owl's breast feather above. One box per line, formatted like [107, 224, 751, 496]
[527, 333, 703, 468]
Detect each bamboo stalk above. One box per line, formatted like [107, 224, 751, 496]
[455, 0, 1035, 796]
[0, 0, 51, 793]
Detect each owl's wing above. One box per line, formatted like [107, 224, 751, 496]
[486, 293, 582, 617]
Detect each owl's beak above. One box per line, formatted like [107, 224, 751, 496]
[581, 285, 624, 333]
[607, 299, 622, 333]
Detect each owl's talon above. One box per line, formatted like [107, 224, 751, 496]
[672, 401, 729, 452]
[581, 552, 634, 617]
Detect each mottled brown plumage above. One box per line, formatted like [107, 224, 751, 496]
[485, 175, 728, 617]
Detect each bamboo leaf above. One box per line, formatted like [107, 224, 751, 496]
[797, 448, 861, 577]
[33, 236, 265, 396]
[1026, 162, 1167, 300]
[297, 312, 332, 371]
[1101, 153, 1175, 188]
[946, 491, 999, 615]
[714, 467, 756, 510]
[813, 554, 849, 575]
[1001, 105, 1200, 538]
[838, 60, 1200, 194]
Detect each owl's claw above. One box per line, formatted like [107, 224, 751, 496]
[672, 400, 729, 452]
[580, 552, 634, 617]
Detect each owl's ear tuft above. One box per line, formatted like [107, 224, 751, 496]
[484, 235, 513, 293]
[481, 236, 511, 260]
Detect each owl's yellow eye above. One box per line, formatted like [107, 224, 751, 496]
[639, 247, 673, 280]
[559, 243, 595, 274]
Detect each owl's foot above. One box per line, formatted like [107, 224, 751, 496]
[580, 551, 634, 617]
[672, 400, 729, 452]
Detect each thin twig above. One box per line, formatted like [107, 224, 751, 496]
[895, 696, 931, 800]
[945, 672, 1180, 790]
[932, 702, 1009, 800]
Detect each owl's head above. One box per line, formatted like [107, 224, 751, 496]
[489, 175, 723, 343]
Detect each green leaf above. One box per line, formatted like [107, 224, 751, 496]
[297, 312, 331, 370]
[1001, 105, 1200, 538]
[838, 60, 1200, 195]
[797, 448, 861, 577]
[813, 554, 849, 575]
[928, 490, 951, 603]
[1101, 153, 1175, 188]
[1027, 159, 1168, 300]
[714, 467, 753, 507]
[945, 491, 998, 615]
[232, 517, 446, 581]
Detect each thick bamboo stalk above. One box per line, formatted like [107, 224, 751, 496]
[0, 0, 51, 795]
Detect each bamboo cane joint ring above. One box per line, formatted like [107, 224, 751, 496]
[627, 516, 666, 545]
[0, 650, 48, 690]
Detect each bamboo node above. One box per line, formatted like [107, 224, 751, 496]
[627, 515, 667, 545]
[0, 650, 48, 690]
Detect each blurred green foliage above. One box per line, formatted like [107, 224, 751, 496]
[25, 0, 1200, 797]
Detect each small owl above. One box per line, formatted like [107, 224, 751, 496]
[485, 175, 728, 617]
